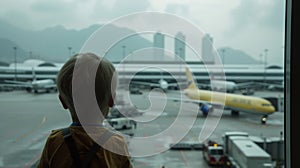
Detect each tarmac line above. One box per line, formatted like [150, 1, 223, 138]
[14, 116, 46, 143]
[179, 150, 189, 167]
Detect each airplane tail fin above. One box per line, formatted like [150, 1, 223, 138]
[185, 67, 198, 90]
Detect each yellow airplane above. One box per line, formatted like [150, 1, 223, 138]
[179, 67, 276, 124]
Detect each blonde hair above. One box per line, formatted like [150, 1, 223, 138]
[56, 53, 116, 122]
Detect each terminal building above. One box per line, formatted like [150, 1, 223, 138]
[0, 61, 284, 84]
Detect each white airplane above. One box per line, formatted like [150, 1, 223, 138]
[267, 81, 284, 91]
[161, 67, 276, 124]
[2, 68, 57, 93]
[229, 81, 284, 92]
[130, 78, 182, 92]
[257, 81, 284, 91]
[198, 80, 257, 93]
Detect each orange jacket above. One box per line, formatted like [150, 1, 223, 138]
[37, 126, 133, 168]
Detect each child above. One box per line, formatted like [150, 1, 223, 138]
[37, 53, 133, 168]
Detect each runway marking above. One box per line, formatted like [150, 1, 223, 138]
[179, 150, 189, 167]
[14, 116, 46, 143]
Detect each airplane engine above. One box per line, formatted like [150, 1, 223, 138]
[200, 104, 213, 116]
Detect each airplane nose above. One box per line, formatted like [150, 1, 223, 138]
[269, 106, 276, 113]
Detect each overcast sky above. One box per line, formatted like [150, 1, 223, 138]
[0, 0, 286, 66]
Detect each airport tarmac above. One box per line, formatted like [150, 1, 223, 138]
[0, 89, 284, 168]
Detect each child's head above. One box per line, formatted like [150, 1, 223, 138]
[56, 53, 116, 122]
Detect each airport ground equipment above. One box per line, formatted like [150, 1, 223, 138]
[107, 117, 134, 130]
[129, 87, 143, 94]
[222, 131, 272, 168]
[108, 104, 143, 118]
[202, 140, 225, 166]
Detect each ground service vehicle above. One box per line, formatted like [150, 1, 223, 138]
[108, 104, 143, 118]
[202, 140, 225, 166]
[107, 117, 134, 130]
[223, 132, 272, 168]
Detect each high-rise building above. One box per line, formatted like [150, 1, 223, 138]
[202, 34, 214, 64]
[153, 32, 165, 60]
[174, 32, 186, 61]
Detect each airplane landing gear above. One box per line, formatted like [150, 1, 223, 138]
[261, 115, 268, 124]
[231, 110, 239, 116]
[26, 87, 32, 93]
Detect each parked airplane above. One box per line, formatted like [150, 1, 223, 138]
[3, 68, 57, 93]
[166, 67, 276, 124]
[267, 81, 284, 91]
[258, 81, 284, 91]
[198, 80, 257, 94]
[131, 78, 183, 92]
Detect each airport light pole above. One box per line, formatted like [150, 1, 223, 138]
[179, 47, 183, 83]
[259, 53, 263, 64]
[29, 50, 32, 59]
[264, 49, 268, 84]
[13, 46, 17, 81]
[68, 47, 72, 57]
[221, 49, 226, 65]
[122, 45, 126, 85]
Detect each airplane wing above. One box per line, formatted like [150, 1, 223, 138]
[253, 82, 284, 90]
[234, 81, 259, 89]
[43, 84, 57, 89]
[2, 81, 32, 88]
[4, 80, 31, 86]
[149, 91, 228, 118]
[233, 81, 284, 90]
[1, 80, 57, 90]
[166, 81, 187, 87]
[150, 91, 225, 107]
[131, 81, 160, 87]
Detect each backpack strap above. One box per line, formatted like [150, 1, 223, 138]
[61, 127, 82, 168]
[61, 127, 115, 168]
[81, 130, 114, 168]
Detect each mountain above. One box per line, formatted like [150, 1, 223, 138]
[0, 38, 29, 63]
[0, 20, 259, 64]
[0, 20, 152, 63]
